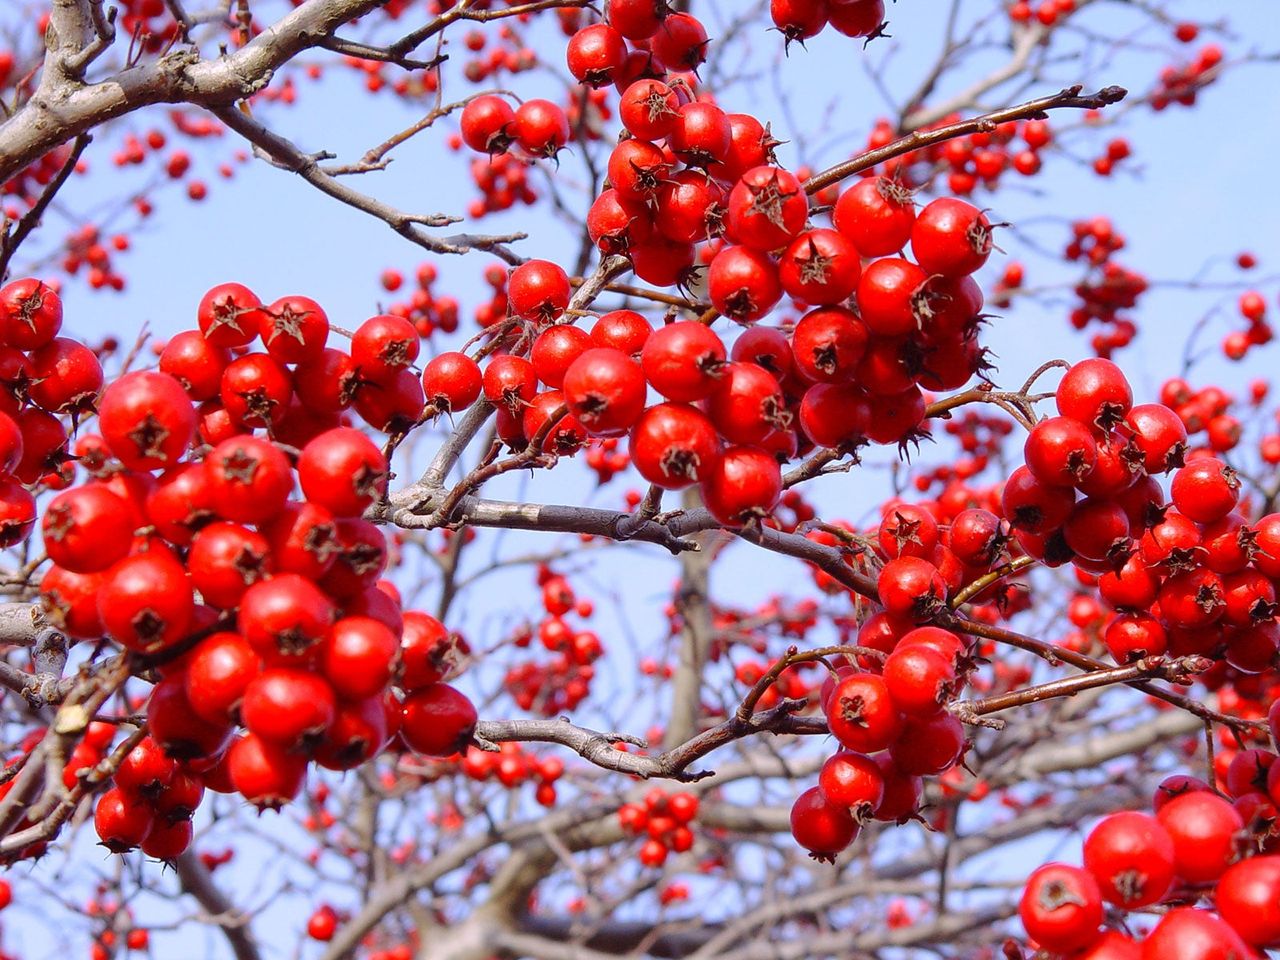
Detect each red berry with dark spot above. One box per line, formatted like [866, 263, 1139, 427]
[789, 785, 857, 862]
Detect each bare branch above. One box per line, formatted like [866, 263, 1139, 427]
[211, 104, 526, 264]
[386, 0, 595, 60]
[0, 0, 389, 184]
[0, 133, 90, 278]
[174, 849, 263, 960]
[0, 603, 52, 646]
[314, 34, 445, 72]
[804, 84, 1127, 196]
[949, 655, 1213, 728]
[323, 90, 513, 176]
[949, 616, 1266, 734]
[64, 1, 117, 77]
[664, 490, 716, 749]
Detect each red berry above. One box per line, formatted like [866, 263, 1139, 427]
[910, 198, 994, 277]
[400, 683, 478, 757]
[833, 177, 915, 258]
[0, 278, 62, 350]
[824, 672, 900, 754]
[563, 348, 647, 436]
[422, 352, 483, 413]
[699, 445, 781, 526]
[1082, 811, 1175, 907]
[789, 785, 857, 861]
[99, 371, 196, 470]
[298, 427, 388, 518]
[1018, 863, 1103, 954]
[1216, 855, 1280, 946]
[1156, 791, 1244, 884]
[1140, 907, 1250, 960]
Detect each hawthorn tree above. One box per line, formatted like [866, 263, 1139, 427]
[0, 0, 1277, 957]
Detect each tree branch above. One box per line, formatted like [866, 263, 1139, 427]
[949, 616, 1265, 734]
[0, 0, 387, 184]
[210, 104, 526, 264]
[664, 488, 716, 749]
[803, 84, 1127, 196]
[174, 849, 263, 960]
[950, 654, 1212, 728]
[0, 133, 91, 279]
[0, 603, 53, 646]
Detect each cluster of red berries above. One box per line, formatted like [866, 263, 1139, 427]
[409, 277, 658, 508]
[586, 434, 632, 484]
[565, 85, 616, 146]
[724, 597, 822, 652]
[472, 261, 520, 328]
[459, 94, 572, 161]
[1090, 136, 1131, 177]
[87, 920, 151, 960]
[1212, 733, 1280, 846]
[112, 0, 180, 52]
[790, 623, 974, 860]
[380, 8, 551, 94]
[61, 222, 135, 292]
[1151, 43, 1224, 111]
[1020, 755, 1280, 957]
[378, 261, 461, 339]
[1066, 216, 1125, 267]
[871, 492, 1033, 625]
[767, 0, 887, 46]
[27, 3, 177, 70]
[0, 278, 105, 535]
[1063, 217, 1147, 356]
[912, 409, 1017, 492]
[164, 281, 434, 441]
[0, 724, 112, 861]
[93, 735, 207, 859]
[1228, 290, 1276, 361]
[460, 742, 565, 807]
[776, 356, 1280, 860]
[1008, 0, 1076, 27]
[0, 870, 154, 960]
[780, 476, 1058, 855]
[340, 54, 414, 96]
[68, 908, 152, 960]
[256, 70, 304, 107]
[423, 181, 995, 525]
[505, 567, 601, 716]
[617, 787, 700, 867]
[467, 149, 540, 218]
[886, 113, 1054, 196]
[1, 144, 76, 212]
[0, 281, 499, 859]
[1004, 359, 1280, 677]
[1157, 376, 1248, 457]
[454, 93, 579, 217]
[456, 24, 539, 84]
[73, 113, 238, 292]
[60, 721, 119, 792]
[733, 656, 814, 711]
